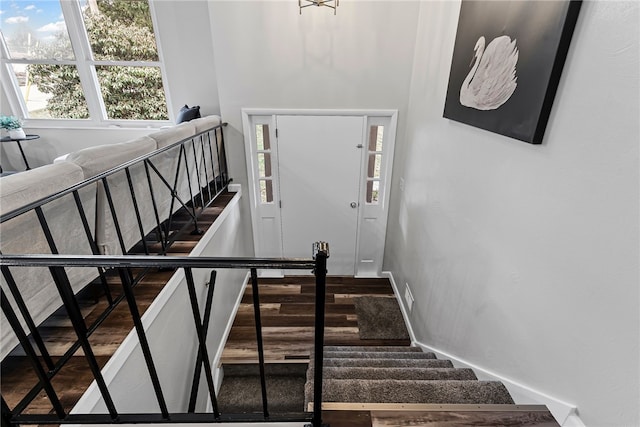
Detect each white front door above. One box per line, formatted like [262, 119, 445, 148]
[276, 115, 364, 275]
[243, 109, 397, 278]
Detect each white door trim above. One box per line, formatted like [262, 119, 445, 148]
[243, 108, 398, 118]
[242, 108, 398, 277]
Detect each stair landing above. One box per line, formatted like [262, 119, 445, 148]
[221, 276, 409, 363]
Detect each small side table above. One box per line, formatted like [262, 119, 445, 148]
[0, 134, 40, 171]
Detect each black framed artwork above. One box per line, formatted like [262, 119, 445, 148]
[443, 0, 582, 144]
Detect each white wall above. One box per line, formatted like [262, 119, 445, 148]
[384, 2, 639, 427]
[208, 0, 420, 192]
[153, 0, 220, 118]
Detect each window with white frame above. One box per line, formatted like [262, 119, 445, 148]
[0, 0, 169, 124]
[255, 123, 274, 203]
[366, 124, 384, 204]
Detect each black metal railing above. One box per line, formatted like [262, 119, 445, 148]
[0, 246, 329, 427]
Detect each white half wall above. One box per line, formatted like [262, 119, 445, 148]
[73, 189, 253, 414]
[384, 2, 639, 427]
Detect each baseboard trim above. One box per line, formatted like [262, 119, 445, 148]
[382, 270, 585, 427]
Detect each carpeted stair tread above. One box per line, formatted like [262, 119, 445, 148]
[305, 379, 514, 405]
[323, 350, 436, 359]
[323, 345, 422, 353]
[218, 363, 307, 414]
[219, 375, 305, 414]
[316, 366, 477, 381]
[323, 357, 454, 368]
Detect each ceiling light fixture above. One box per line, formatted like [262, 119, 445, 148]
[299, 0, 339, 15]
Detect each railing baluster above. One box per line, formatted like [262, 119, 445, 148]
[1, 265, 55, 370]
[2, 396, 12, 427]
[250, 268, 270, 419]
[0, 289, 65, 419]
[48, 266, 119, 420]
[190, 137, 205, 209]
[143, 159, 166, 254]
[187, 270, 217, 413]
[214, 130, 223, 189]
[199, 135, 213, 204]
[34, 206, 58, 254]
[72, 190, 113, 305]
[117, 268, 169, 419]
[101, 177, 128, 255]
[180, 144, 202, 235]
[218, 128, 229, 186]
[124, 167, 149, 255]
[183, 268, 220, 419]
[206, 131, 219, 195]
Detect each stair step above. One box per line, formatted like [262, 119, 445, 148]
[305, 379, 514, 405]
[323, 345, 422, 353]
[317, 367, 477, 381]
[323, 358, 454, 368]
[222, 363, 308, 377]
[323, 351, 436, 359]
[219, 368, 306, 414]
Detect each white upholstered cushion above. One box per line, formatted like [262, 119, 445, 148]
[67, 136, 159, 255]
[66, 136, 157, 178]
[190, 115, 221, 134]
[148, 122, 196, 149]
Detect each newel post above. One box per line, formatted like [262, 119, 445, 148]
[311, 242, 329, 427]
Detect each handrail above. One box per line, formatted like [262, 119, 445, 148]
[0, 254, 316, 270]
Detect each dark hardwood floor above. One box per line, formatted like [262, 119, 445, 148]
[222, 276, 409, 363]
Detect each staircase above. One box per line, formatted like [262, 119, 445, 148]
[305, 345, 514, 410]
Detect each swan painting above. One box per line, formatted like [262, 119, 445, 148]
[460, 35, 519, 110]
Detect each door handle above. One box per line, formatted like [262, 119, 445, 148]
[350, 202, 358, 208]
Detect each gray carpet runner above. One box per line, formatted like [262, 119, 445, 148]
[304, 345, 514, 407]
[217, 363, 307, 413]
